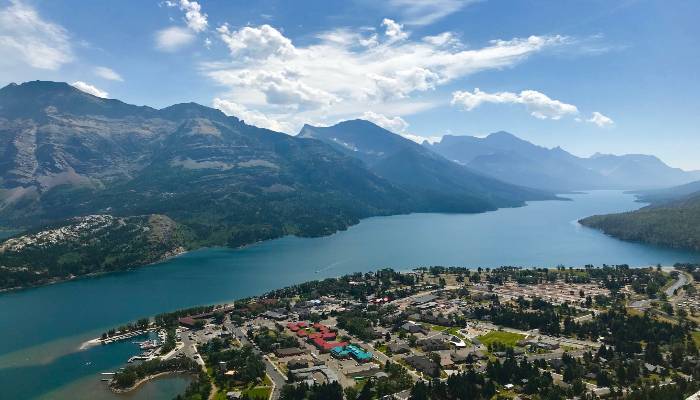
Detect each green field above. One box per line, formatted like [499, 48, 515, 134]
[476, 330, 525, 347]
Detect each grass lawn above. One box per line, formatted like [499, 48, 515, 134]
[445, 327, 467, 340]
[477, 330, 525, 347]
[243, 386, 272, 400]
[692, 332, 700, 348]
[420, 323, 449, 332]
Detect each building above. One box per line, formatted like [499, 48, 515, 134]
[262, 310, 287, 320]
[275, 347, 306, 357]
[404, 355, 440, 378]
[387, 342, 411, 354]
[331, 344, 373, 362]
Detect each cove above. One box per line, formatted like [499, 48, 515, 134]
[0, 190, 698, 399]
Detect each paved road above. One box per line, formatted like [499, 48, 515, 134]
[229, 324, 286, 400]
[665, 270, 688, 297]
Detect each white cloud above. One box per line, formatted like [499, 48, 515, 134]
[0, 0, 73, 70]
[94, 66, 123, 81]
[588, 111, 614, 127]
[164, 0, 208, 32]
[386, 0, 477, 26]
[217, 24, 294, 60]
[382, 18, 408, 41]
[361, 111, 409, 132]
[178, 0, 207, 32]
[204, 21, 567, 133]
[213, 98, 292, 132]
[71, 81, 108, 98]
[155, 26, 195, 52]
[452, 88, 579, 120]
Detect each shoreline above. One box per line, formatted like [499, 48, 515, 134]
[0, 247, 189, 294]
[0, 196, 563, 295]
[110, 370, 195, 394]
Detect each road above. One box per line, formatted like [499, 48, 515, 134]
[229, 324, 286, 400]
[665, 269, 688, 297]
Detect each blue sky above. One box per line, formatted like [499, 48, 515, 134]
[1, 0, 698, 169]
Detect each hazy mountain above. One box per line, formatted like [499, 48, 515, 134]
[298, 120, 555, 212]
[425, 132, 700, 191]
[634, 180, 700, 204]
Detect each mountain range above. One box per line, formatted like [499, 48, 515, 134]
[2, 80, 698, 289]
[0, 81, 551, 288]
[424, 133, 700, 192]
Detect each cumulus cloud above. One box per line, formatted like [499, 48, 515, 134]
[217, 24, 294, 60]
[94, 66, 123, 81]
[451, 88, 579, 120]
[204, 20, 567, 133]
[588, 111, 614, 127]
[0, 0, 73, 70]
[382, 18, 408, 41]
[361, 111, 409, 133]
[155, 26, 195, 52]
[213, 98, 292, 132]
[71, 81, 108, 98]
[386, 0, 477, 26]
[164, 0, 208, 32]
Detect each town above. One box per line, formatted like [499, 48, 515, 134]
[95, 264, 700, 400]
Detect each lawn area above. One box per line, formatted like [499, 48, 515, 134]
[476, 330, 525, 347]
[243, 386, 272, 400]
[692, 332, 700, 348]
[420, 323, 449, 332]
[445, 327, 467, 340]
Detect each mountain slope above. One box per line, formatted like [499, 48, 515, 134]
[0, 214, 189, 289]
[580, 193, 700, 252]
[299, 120, 555, 212]
[425, 132, 700, 191]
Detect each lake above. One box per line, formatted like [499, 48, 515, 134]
[0, 190, 698, 399]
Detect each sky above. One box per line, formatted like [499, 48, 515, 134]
[0, 0, 698, 170]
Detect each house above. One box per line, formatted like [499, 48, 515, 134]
[418, 338, 450, 352]
[401, 321, 428, 335]
[226, 391, 242, 399]
[287, 359, 310, 370]
[404, 355, 440, 378]
[412, 294, 438, 306]
[262, 310, 287, 320]
[275, 347, 306, 357]
[387, 342, 411, 354]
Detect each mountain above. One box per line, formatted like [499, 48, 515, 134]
[0, 81, 552, 288]
[634, 180, 700, 204]
[583, 153, 700, 189]
[298, 120, 555, 212]
[425, 132, 700, 192]
[580, 192, 700, 252]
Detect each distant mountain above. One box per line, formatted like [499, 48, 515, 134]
[425, 132, 700, 192]
[634, 180, 700, 204]
[299, 120, 555, 212]
[580, 192, 700, 252]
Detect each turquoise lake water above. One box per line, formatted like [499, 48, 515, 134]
[0, 190, 698, 399]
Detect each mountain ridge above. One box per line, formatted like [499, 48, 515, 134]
[425, 132, 700, 192]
